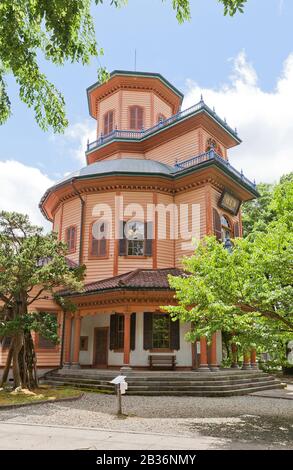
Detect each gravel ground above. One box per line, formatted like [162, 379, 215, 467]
[0, 393, 292, 448]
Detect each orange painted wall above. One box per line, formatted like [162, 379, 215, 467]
[145, 128, 201, 166]
[97, 91, 120, 135]
[96, 90, 174, 137]
[156, 193, 176, 268]
[52, 205, 62, 238]
[60, 197, 81, 265]
[201, 128, 228, 159]
[174, 187, 206, 267]
[153, 95, 172, 122]
[83, 192, 116, 282]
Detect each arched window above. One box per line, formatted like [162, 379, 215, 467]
[129, 106, 144, 130]
[90, 221, 108, 258]
[221, 215, 232, 242]
[103, 110, 114, 135]
[157, 113, 166, 123]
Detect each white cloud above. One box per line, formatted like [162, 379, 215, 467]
[51, 119, 97, 167]
[0, 160, 54, 229]
[183, 51, 293, 183]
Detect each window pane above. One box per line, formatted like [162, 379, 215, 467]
[100, 237, 107, 256]
[91, 222, 108, 257]
[127, 239, 144, 256]
[137, 107, 143, 129]
[221, 216, 231, 241]
[130, 106, 143, 130]
[91, 238, 99, 256]
[152, 314, 170, 349]
[104, 111, 114, 135]
[66, 226, 76, 251]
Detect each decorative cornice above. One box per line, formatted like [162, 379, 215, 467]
[50, 178, 213, 218]
[76, 292, 174, 311]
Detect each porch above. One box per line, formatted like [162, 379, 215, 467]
[63, 310, 223, 370]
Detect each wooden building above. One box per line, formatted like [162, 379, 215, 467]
[0, 71, 258, 372]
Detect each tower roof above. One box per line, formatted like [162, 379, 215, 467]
[87, 70, 184, 119]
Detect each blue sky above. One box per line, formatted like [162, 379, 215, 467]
[0, 0, 292, 225]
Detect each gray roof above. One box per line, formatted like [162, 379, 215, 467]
[40, 156, 258, 220]
[56, 158, 174, 185]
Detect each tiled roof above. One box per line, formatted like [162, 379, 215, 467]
[60, 268, 184, 297]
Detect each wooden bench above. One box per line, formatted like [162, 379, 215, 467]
[149, 354, 176, 370]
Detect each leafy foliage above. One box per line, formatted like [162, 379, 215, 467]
[242, 172, 293, 237]
[164, 175, 293, 357]
[218, 0, 247, 16]
[0, 211, 85, 388]
[0, 0, 247, 133]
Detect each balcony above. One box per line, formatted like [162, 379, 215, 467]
[86, 99, 240, 152]
[173, 149, 257, 192]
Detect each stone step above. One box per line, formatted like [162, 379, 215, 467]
[44, 369, 283, 396]
[47, 371, 270, 383]
[45, 374, 276, 387]
[125, 384, 284, 397]
[45, 381, 283, 397]
[47, 378, 279, 390]
[45, 381, 115, 392]
[127, 380, 281, 391]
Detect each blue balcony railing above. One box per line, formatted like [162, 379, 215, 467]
[87, 100, 239, 152]
[174, 150, 257, 190]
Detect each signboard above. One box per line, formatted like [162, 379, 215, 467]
[110, 375, 127, 385]
[218, 190, 241, 215]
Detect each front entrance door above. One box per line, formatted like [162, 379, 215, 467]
[94, 327, 108, 367]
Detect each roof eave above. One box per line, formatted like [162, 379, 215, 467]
[59, 285, 175, 298]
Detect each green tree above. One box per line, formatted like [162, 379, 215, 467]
[241, 183, 275, 237]
[242, 173, 293, 237]
[0, 0, 247, 133]
[164, 176, 293, 362]
[0, 212, 85, 390]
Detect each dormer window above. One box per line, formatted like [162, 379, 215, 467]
[129, 106, 144, 130]
[103, 110, 114, 135]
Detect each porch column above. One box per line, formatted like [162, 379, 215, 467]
[123, 312, 131, 366]
[250, 349, 258, 369]
[210, 333, 220, 371]
[242, 351, 251, 370]
[63, 313, 73, 367]
[199, 336, 210, 372]
[231, 343, 239, 368]
[71, 314, 81, 368]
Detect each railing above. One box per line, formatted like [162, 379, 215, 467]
[87, 100, 239, 152]
[174, 150, 257, 190]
